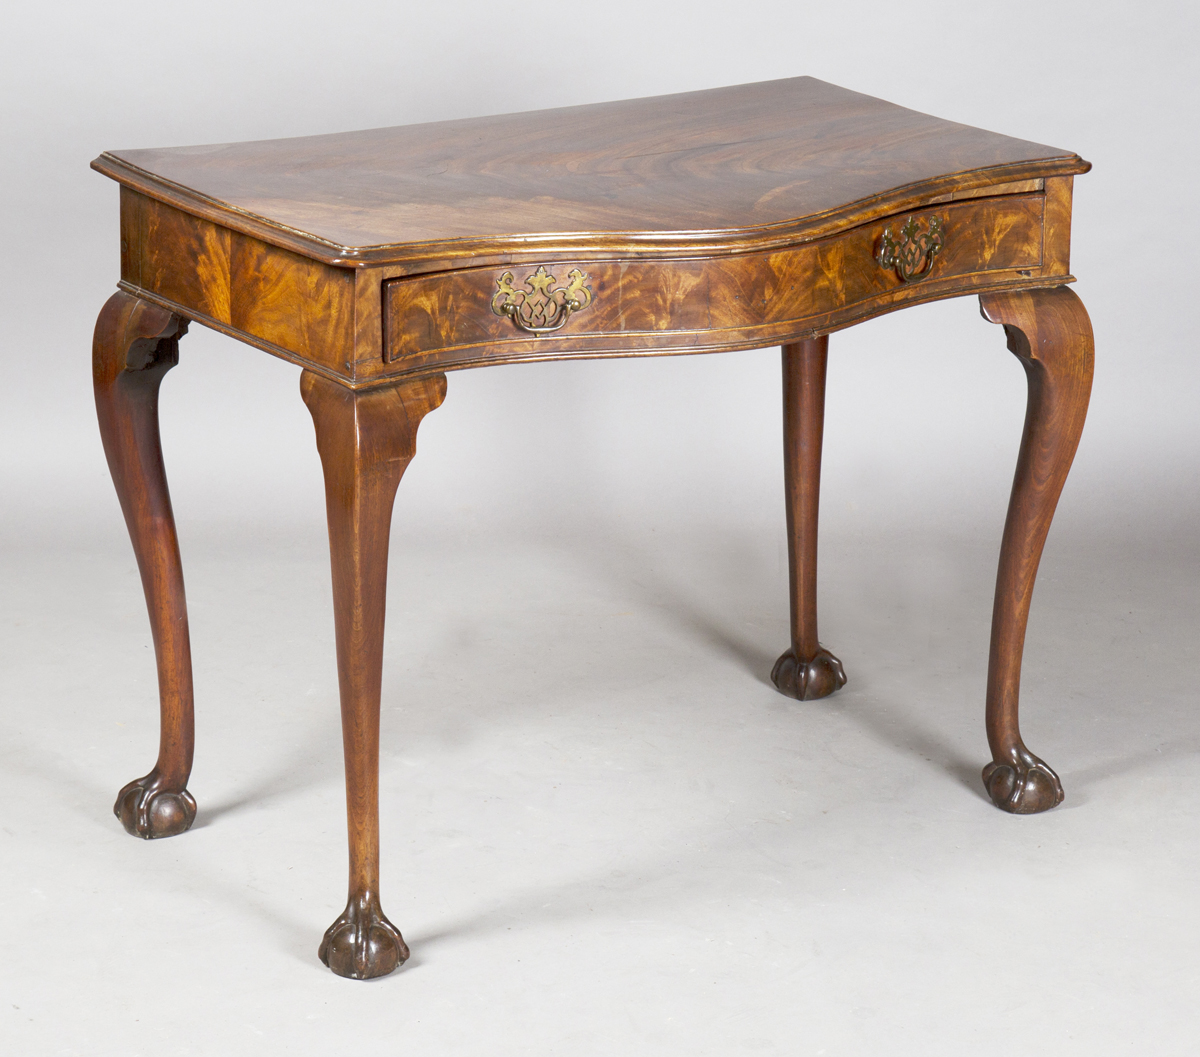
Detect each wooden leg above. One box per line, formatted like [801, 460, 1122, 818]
[301, 369, 446, 980]
[978, 286, 1094, 813]
[772, 337, 847, 700]
[93, 291, 197, 839]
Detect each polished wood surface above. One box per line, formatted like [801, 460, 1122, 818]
[92, 78, 1094, 979]
[97, 78, 1086, 387]
[93, 291, 197, 838]
[94, 77, 1086, 267]
[977, 286, 1094, 813]
[382, 191, 1051, 377]
[112, 180, 1071, 387]
[772, 338, 847, 700]
[301, 370, 447, 978]
[120, 188, 357, 375]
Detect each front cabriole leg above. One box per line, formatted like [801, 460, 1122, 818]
[978, 286, 1094, 813]
[301, 369, 447, 980]
[93, 291, 197, 838]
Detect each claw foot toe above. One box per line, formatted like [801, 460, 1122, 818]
[319, 895, 409, 980]
[771, 646, 847, 701]
[982, 752, 1064, 814]
[114, 776, 196, 839]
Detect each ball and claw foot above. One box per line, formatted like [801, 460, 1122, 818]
[982, 749, 1065, 814]
[771, 646, 847, 701]
[319, 894, 410, 980]
[114, 774, 197, 839]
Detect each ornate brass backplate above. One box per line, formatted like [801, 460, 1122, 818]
[491, 266, 594, 335]
[876, 214, 945, 283]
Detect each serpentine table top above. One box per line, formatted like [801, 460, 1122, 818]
[94, 76, 1088, 383]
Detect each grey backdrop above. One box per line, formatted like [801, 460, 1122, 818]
[2, 2, 1198, 1054]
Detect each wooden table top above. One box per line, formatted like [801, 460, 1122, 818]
[93, 77, 1088, 268]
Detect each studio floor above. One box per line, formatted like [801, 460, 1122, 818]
[1, 505, 1196, 1055]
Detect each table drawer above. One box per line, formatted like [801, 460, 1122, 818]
[384, 193, 1046, 371]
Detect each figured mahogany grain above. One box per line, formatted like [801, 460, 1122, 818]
[977, 286, 1094, 813]
[383, 193, 1047, 373]
[1042, 176, 1074, 277]
[93, 291, 197, 838]
[137, 193, 232, 323]
[121, 191, 356, 373]
[93, 77, 1087, 268]
[100, 79, 1085, 387]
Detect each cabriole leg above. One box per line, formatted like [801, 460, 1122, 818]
[93, 291, 196, 839]
[772, 337, 847, 700]
[978, 286, 1094, 813]
[301, 370, 447, 980]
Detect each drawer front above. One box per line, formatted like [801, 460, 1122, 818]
[384, 194, 1045, 372]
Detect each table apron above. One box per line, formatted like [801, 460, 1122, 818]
[118, 185, 1073, 387]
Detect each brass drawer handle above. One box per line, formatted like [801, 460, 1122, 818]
[491, 266, 594, 335]
[876, 214, 945, 283]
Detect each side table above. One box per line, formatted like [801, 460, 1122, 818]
[91, 77, 1093, 978]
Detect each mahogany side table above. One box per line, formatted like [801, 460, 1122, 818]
[91, 77, 1093, 979]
